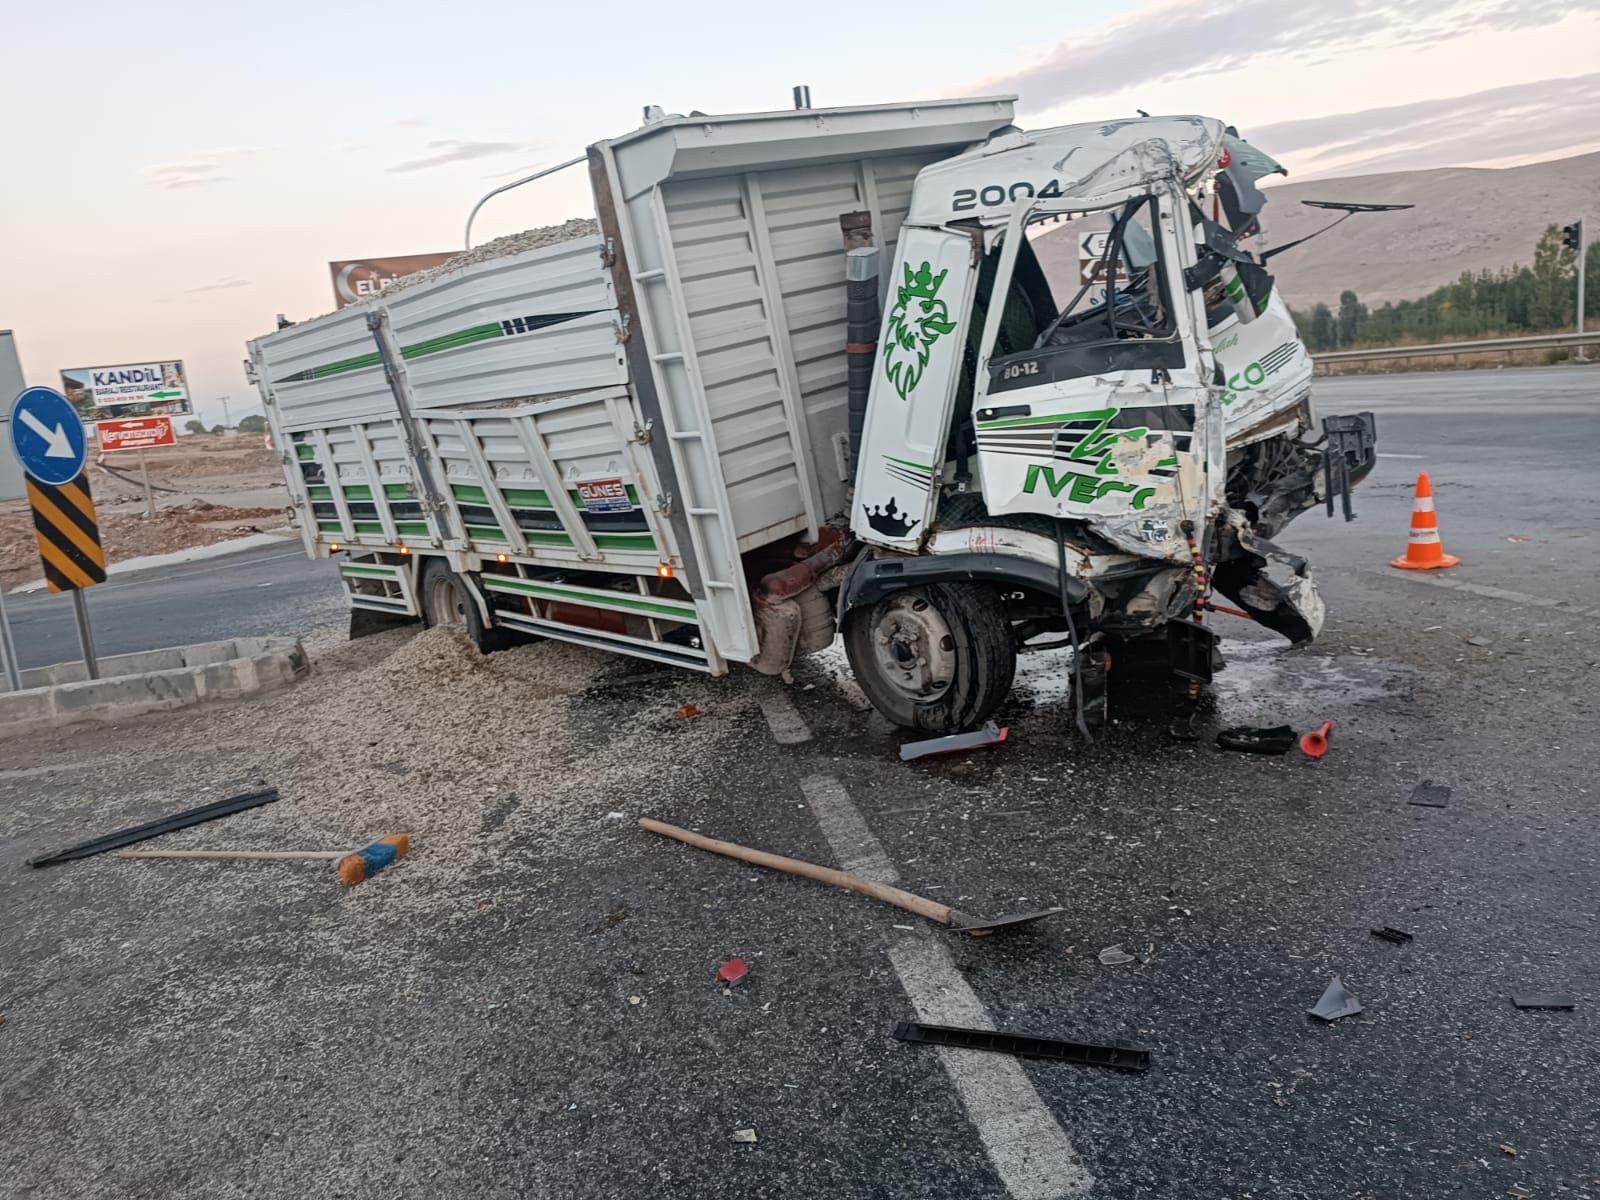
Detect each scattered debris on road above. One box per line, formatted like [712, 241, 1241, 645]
[1216, 725, 1297, 755]
[715, 957, 749, 987]
[1499, 1144, 1518, 1158]
[675, 703, 702, 720]
[732, 1128, 758, 1144]
[640, 817, 1062, 935]
[1098, 944, 1136, 966]
[892, 1021, 1151, 1072]
[1299, 720, 1335, 759]
[1467, 636, 1493, 648]
[119, 832, 411, 886]
[26, 787, 279, 868]
[899, 722, 1008, 762]
[1308, 975, 1364, 1021]
[1512, 994, 1576, 1011]
[1370, 926, 1414, 944]
[1408, 780, 1451, 808]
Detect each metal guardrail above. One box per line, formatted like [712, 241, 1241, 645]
[1313, 330, 1599, 367]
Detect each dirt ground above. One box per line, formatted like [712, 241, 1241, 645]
[1, 431, 288, 592]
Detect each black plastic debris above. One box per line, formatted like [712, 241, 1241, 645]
[1216, 725, 1297, 755]
[1512, 994, 1576, 1011]
[1308, 975, 1364, 1021]
[1407, 780, 1451, 808]
[893, 1021, 1151, 1072]
[27, 788, 280, 868]
[900, 722, 1007, 762]
[1370, 927, 1414, 944]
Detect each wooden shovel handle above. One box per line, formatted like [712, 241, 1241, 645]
[639, 818, 953, 926]
[118, 850, 345, 861]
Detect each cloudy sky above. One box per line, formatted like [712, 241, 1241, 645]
[3, 0, 1598, 426]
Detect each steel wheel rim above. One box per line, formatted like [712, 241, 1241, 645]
[869, 593, 956, 703]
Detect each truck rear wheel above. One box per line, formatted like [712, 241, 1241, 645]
[843, 582, 1015, 734]
[418, 558, 521, 654]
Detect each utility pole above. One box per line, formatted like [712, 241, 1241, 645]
[1563, 219, 1587, 362]
[219, 394, 232, 428]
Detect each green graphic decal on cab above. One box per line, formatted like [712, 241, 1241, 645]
[884, 262, 956, 400]
[975, 405, 1195, 511]
[1219, 341, 1298, 405]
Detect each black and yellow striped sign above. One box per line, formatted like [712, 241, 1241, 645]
[25, 470, 107, 592]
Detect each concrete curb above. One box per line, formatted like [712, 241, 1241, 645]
[0, 636, 310, 738]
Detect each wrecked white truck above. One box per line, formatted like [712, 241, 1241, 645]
[248, 95, 1376, 733]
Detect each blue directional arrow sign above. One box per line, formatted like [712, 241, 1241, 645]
[9, 386, 89, 487]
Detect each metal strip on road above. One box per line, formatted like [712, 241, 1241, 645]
[797, 773, 1093, 1199]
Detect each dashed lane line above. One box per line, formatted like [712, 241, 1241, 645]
[1373, 569, 1600, 618]
[799, 773, 1093, 1198]
[758, 687, 814, 745]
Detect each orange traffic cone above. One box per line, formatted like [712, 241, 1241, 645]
[1390, 472, 1459, 570]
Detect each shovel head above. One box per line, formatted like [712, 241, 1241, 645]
[947, 906, 1066, 935]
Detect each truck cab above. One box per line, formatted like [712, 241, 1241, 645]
[839, 117, 1373, 730]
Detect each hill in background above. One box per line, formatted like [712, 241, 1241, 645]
[1256, 150, 1600, 310]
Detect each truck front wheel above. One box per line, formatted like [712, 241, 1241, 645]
[843, 582, 1015, 734]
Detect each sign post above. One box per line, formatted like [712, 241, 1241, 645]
[0, 587, 21, 691]
[95, 415, 176, 518]
[8, 386, 106, 679]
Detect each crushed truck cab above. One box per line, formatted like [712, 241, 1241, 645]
[841, 115, 1374, 729]
[248, 97, 1374, 735]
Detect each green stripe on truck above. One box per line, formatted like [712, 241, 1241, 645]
[481, 576, 695, 620]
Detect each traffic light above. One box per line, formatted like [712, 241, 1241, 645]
[1562, 221, 1583, 251]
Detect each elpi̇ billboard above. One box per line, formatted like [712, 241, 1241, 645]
[329, 253, 455, 309]
[60, 360, 193, 420]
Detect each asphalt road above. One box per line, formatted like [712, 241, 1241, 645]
[5, 539, 345, 671]
[2, 365, 1597, 1200]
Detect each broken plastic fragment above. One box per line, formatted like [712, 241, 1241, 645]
[676, 703, 702, 720]
[1098, 944, 1136, 966]
[1408, 781, 1451, 808]
[900, 722, 1008, 762]
[1216, 725, 1297, 755]
[715, 957, 749, 986]
[1370, 926, 1413, 944]
[1512, 993, 1576, 1011]
[732, 1128, 758, 1144]
[1308, 975, 1364, 1021]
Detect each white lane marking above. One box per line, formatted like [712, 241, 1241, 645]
[800, 775, 898, 883]
[758, 687, 814, 745]
[800, 773, 1093, 1198]
[1389, 571, 1600, 617]
[1377, 452, 1425, 459]
[889, 936, 1094, 1199]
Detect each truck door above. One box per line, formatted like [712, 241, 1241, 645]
[852, 227, 980, 551]
[971, 190, 1218, 560]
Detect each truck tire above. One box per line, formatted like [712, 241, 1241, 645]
[418, 558, 522, 654]
[843, 582, 1015, 733]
